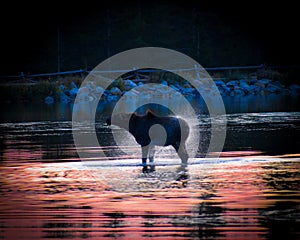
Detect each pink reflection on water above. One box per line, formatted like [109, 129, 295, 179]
[208, 162, 268, 239]
[2, 140, 43, 162]
[0, 151, 299, 239]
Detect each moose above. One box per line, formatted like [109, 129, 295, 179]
[106, 110, 189, 173]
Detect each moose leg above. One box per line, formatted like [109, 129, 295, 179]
[141, 145, 149, 173]
[141, 145, 149, 166]
[148, 145, 156, 172]
[173, 142, 188, 166]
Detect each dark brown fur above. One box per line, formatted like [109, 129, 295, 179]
[106, 110, 189, 172]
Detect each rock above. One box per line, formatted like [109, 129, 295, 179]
[182, 82, 192, 88]
[160, 80, 168, 86]
[77, 86, 90, 95]
[265, 83, 283, 93]
[226, 80, 239, 88]
[258, 78, 271, 85]
[170, 84, 179, 91]
[58, 84, 71, 102]
[214, 80, 231, 94]
[255, 81, 266, 88]
[59, 92, 71, 103]
[95, 86, 104, 94]
[59, 84, 66, 91]
[124, 80, 137, 90]
[45, 96, 54, 104]
[249, 79, 257, 85]
[173, 81, 181, 88]
[214, 80, 227, 87]
[110, 87, 122, 96]
[248, 85, 259, 94]
[124, 90, 138, 99]
[239, 80, 251, 93]
[76, 86, 92, 101]
[193, 79, 206, 89]
[239, 79, 249, 87]
[69, 87, 78, 98]
[67, 81, 79, 99]
[90, 86, 105, 99]
[106, 95, 119, 101]
[70, 81, 78, 89]
[180, 87, 194, 95]
[272, 81, 285, 88]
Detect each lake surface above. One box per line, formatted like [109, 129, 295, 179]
[0, 94, 300, 239]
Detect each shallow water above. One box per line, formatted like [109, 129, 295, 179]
[1, 109, 300, 239]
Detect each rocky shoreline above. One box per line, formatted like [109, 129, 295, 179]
[45, 77, 300, 104]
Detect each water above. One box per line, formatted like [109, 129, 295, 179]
[0, 94, 300, 239]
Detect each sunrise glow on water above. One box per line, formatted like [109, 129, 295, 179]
[1, 156, 299, 239]
[0, 106, 299, 239]
[1, 118, 299, 239]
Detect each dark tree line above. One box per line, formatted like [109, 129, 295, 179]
[2, 1, 299, 74]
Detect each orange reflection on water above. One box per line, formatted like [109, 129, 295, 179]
[0, 156, 299, 240]
[206, 162, 268, 239]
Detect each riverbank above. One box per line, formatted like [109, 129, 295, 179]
[1, 74, 300, 105]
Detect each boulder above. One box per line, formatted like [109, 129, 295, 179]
[258, 78, 271, 85]
[110, 87, 122, 96]
[272, 81, 285, 88]
[69, 87, 78, 98]
[255, 81, 266, 88]
[70, 81, 78, 89]
[95, 86, 104, 94]
[124, 90, 138, 99]
[106, 95, 119, 101]
[180, 87, 194, 95]
[226, 80, 239, 88]
[160, 80, 168, 86]
[249, 79, 257, 85]
[239, 80, 252, 93]
[265, 83, 283, 93]
[124, 80, 137, 90]
[170, 84, 179, 91]
[216, 82, 231, 94]
[59, 91, 71, 103]
[248, 85, 259, 94]
[45, 96, 54, 104]
[214, 80, 227, 87]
